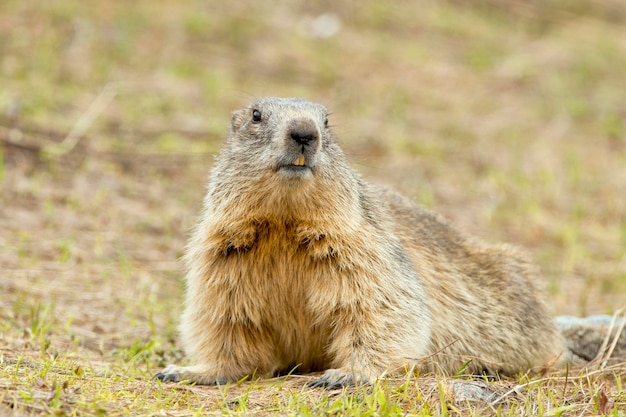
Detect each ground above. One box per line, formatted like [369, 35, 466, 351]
[1, 1, 625, 415]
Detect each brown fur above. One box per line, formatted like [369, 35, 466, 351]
[154, 97, 564, 387]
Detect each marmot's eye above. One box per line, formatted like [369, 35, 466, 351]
[252, 109, 262, 123]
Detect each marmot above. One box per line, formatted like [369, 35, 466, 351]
[155, 97, 566, 388]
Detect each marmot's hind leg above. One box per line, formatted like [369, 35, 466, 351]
[555, 315, 626, 364]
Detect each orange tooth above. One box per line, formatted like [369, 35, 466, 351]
[293, 155, 306, 166]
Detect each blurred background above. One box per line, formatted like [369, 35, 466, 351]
[1, 0, 625, 355]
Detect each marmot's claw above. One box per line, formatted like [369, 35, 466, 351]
[306, 377, 351, 389]
[153, 365, 183, 383]
[153, 371, 180, 383]
[152, 365, 232, 385]
[306, 369, 366, 389]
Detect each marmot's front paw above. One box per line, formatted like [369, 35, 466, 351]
[306, 368, 372, 389]
[153, 364, 185, 383]
[153, 364, 229, 385]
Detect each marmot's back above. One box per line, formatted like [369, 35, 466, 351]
[382, 186, 563, 373]
[155, 97, 563, 388]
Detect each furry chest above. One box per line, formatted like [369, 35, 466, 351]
[210, 235, 333, 369]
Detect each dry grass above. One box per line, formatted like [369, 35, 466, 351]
[1, 0, 625, 415]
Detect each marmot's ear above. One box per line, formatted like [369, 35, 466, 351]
[230, 109, 246, 133]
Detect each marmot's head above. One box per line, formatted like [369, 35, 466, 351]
[206, 97, 358, 224]
[226, 97, 335, 180]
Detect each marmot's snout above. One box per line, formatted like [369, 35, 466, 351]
[288, 118, 319, 147]
[281, 117, 320, 170]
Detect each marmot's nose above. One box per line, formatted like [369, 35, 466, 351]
[289, 119, 318, 146]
